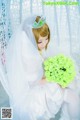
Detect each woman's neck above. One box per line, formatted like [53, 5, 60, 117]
[39, 50, 42, 55]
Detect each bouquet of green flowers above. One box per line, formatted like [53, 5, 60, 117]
[43, 54, 76, 88]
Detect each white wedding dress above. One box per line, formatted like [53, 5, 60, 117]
[0, 15, 80, 120]
[4, 15, 64, 120]
[6, 29, 64, 120]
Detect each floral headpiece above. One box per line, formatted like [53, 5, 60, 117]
[32, 16, 46, 28]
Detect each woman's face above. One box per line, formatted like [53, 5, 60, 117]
[37, 35, 49, 50]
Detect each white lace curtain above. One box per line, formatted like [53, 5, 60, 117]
[0, 0, 80, 67]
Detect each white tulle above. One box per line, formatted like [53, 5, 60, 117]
[0, 15, 80, 120]
[5, 29, 64, 120]
[4, 15, 63, 120]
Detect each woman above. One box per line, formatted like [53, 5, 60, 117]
[5, 15, 64, 120]
[4, 15, 80, 120]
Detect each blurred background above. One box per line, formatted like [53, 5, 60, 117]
[0, 0, 80, 119]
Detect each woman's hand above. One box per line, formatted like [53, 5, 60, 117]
[39, 76, 47, 85]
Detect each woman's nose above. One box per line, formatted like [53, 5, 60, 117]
[42, 41, 46, 46]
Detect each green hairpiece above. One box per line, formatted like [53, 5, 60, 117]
[32, 16, 46, 28]
[43, 54, 76, 88]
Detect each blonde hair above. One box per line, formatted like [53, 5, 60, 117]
[32, 16, 50, 49]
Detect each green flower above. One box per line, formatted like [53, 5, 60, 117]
[43, 54, 76, 88]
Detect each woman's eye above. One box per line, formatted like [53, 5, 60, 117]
[46, 38, 48, 40]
